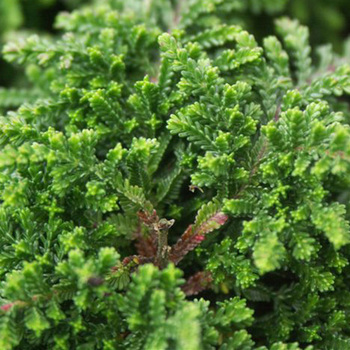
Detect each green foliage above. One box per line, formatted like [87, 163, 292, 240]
[1, 1, 350, 349]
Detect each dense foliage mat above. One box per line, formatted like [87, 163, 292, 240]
[1, 1, 350, 349]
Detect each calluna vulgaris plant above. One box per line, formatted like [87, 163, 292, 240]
[1, 0, 350, 349]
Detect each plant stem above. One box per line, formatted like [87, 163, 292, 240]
[156, 218, 175, 269]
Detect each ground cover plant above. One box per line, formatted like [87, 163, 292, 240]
[1, 0, 350, 349]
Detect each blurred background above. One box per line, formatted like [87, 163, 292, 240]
[1, 0, 350, 87]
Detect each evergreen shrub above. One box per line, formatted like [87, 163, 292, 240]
[1, 1, 350, 349]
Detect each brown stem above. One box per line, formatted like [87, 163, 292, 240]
[182, 271, 213, 296]
[156, 218, 175, 269]
[169, 212, 228, 265]
[134, 220, 157, 258]
[157, 226, 168, 268]
[137, 210, 174, 269]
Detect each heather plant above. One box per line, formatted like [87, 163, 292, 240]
[1, 1, 350, 349]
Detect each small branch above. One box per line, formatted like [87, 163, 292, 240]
[155, 218, 175, 268]
[169, 212, 228, 265]
[137, 209, 159, 253]
[182, 271, 213, 296]
[138, 210, 174, 269]
[134, 219, 157, 258]
[135, 234, 157, 257]
[169, 225, 201, 265]
[157, 226, 168, 268]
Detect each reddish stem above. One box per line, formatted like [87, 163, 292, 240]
[182, 271, 213, 296]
